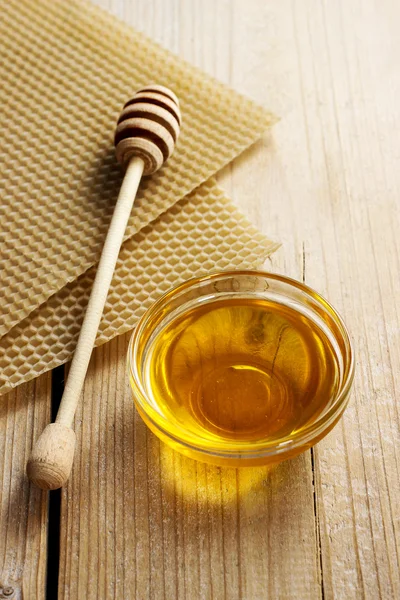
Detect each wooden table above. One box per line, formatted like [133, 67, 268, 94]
[1, 1, 399, 598]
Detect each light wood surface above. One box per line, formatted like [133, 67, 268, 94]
[58, 1, 399, 598]
[5, 0, 400, 598]
[0, 376, 50, 599]
[59, 335, 321, 600]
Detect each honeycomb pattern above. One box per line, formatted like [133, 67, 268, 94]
[0, 0, 275, 338]
[0, 179, 279, 396]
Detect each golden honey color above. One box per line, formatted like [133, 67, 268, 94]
[143, 298, 339, 448]
[129, 271, 354, 467]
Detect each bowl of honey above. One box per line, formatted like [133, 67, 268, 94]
[128, 271, 354, 467]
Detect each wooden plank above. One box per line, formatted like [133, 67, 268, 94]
[226, 0, 400, 597]
[0, 374, 51, 600]
[287, 2, 400, 598]
[59, 332, 320, 600]
[58, 2, 321, 599]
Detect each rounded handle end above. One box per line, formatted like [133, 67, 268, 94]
[27, 423, 76, 490]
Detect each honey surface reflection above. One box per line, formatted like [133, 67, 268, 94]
[144, 298, 339, 454]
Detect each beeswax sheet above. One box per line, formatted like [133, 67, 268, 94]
[0, 180, 279, 396]
[0, 0, 275, 337]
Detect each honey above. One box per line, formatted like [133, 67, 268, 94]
[142, 297, 340, 447]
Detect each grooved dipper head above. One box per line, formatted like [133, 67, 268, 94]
[114, 84, 181, 175]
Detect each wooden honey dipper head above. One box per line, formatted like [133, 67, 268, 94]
[27, 85, 180, 490]
[115, 84, 181, 174]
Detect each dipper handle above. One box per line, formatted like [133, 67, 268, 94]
[27, 85, 181, 490]
[27, 157, 144, 489]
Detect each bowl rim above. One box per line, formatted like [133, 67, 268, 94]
[127, 269, 355, 459]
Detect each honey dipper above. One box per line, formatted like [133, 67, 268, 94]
[27, 85, 181, 490]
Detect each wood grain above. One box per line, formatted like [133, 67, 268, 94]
[56, 0, 400, 599]
[59, 335, 320, 600]
[0, 375, 50, 599]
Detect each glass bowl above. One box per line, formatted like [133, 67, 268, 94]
[128, 271, 354, 467]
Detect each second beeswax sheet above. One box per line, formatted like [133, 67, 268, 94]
[0, 0, 275, 338]
[0, 180, 279, 396]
